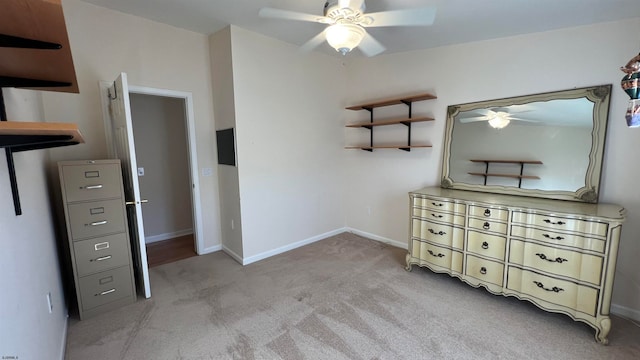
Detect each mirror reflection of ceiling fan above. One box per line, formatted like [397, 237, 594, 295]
[459, 108, 537, 129]
[258, 0, 437, 57]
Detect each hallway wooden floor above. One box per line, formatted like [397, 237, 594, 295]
[146, 234, 197, 268]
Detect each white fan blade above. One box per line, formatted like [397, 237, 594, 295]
[358, 32, 386, 57]
[459, 117, 489, 123]
[259, 8, 333, 24]
[363, 7, 437, 28]
[509, 117, 537, 122]
[299, 31, 327, 53]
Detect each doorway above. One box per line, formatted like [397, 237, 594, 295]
[128, 93, 197, 267]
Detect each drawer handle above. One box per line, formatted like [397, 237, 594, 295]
[480, 267, 487, 275]
[84, 184, 104, 190]
[543, 219, 566, 226]
[94, 242, 110, 250]
[535, 253, 568, 264]
[533, 281, 564, 293]
[431, 202, 444, 207]
[96, 288, 116, 296]
[427, 250, 445, 258]
[90, 220, 108, 226]
[484, 209, 491, 217]
[431, 213, 443, 219]
[483, 222, 490, 230]
[428, 228, 446, 236]
[91, 255, 112, 262]
[481, 241, 489, 249]
[542, 233, 565, 241]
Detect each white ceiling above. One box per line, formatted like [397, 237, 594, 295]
[79, 0, 640, 57]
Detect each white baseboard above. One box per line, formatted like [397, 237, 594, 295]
[145, 229, 193, 244]
[347, 228, 408, 249]
[611, 303, 640, 322]
[222, 245, 243, 265]
[200, 244, 222, 255]
[241, 227, 349, 266]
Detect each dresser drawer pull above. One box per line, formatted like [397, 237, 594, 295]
[431, 213, 443, 219]
[481, 241, 489, 249]
[431, 202, 444, 207]
[483, 222, 490, 230]
[96, 288, 116, 296]
[427, 250, 445, 258]
[83, 184, 104, 190]
[484, 209, 491, 217]
[535, 253, 568, 264]
[428, 228, 446, 236]
[91, 255, 112, 262]
[533, 281, 564, 293]
[480, 267, 487, 275]
[543, 219, 566, 226]
[90, 220, 108, 226]
[542, 233, 565, 241]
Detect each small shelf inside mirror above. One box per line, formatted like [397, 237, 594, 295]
[469, 159, 542, 188]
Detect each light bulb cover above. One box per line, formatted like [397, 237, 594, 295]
[326, 23, 365, 55]
[488, 116, 510, 129]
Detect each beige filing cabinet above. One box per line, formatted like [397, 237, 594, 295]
[58, 159, 137, 319]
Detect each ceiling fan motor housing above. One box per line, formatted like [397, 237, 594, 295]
[324, 0, 366, 19]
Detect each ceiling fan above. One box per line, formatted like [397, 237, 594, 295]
[258, 0, 437, 57]
[459, 108, 537, 129]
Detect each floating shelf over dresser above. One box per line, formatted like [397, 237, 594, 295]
[345, 92, 436, 151]
[406, 186, 625, 345]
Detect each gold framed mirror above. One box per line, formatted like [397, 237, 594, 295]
[441, 85, 612, 203]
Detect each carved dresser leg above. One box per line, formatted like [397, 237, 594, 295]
[405, 252, 413, 272]
[596, 317, 611, 345]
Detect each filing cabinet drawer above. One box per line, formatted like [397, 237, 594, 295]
[73, 233, 131, 277]
[67, 199, 126, 240]
[61, 162, 123, 202]
[78, 266, 134, 311]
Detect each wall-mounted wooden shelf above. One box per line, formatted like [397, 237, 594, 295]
[469, 159, 542, 188]
[345, 92, 436, 152]
[0, 121, 84, 152]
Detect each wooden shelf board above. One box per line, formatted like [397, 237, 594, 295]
[0, 0, 78, 93]
[346, 93, 437, 110]
[0, 121, 84, 151]
[470, 159, 543, 164]
[468, 172, 540, 180]
[345, 145, 433, 150]
[346, 116, 435, 128]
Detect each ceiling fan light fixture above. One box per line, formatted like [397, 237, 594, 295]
[488, 114, 510, 129]
[325, 23, 365, 55]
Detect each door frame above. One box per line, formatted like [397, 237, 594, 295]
[99, 81, 205, 255]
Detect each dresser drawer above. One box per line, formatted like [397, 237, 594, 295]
[469, 205, 508, 222]
[510, 225, 605, 253]
[412, 219, 464, 250]
[468, 218, 507, 235]
[61, 162, 122, 202]
[413, 208, 465, 226]
[511, 212, 607, 237]
[67, 199, 126, 240]
[411, 240, 463, 273]
[78, 266, 134, 311]
[73, 233, 131, 277]
[467, 231, 506, 260]
[509, 240, 603, 285]
[413, 196, 466, 214]
[507, 267, 598, 316]
[466, 255, 504, 287]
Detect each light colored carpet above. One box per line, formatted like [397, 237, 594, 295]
[64, 232, 640, 359]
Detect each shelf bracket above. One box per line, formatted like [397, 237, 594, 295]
[401, 100, 413, 151]
[1, 91, 22, 215]
[364, 106, 374, 151]
[0, 34, 62, 50]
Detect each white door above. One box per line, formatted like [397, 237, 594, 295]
[108, 72, 151, 298]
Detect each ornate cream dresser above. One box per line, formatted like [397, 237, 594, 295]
[406, 186, 625, 344]
[59, 159, 137, 319]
